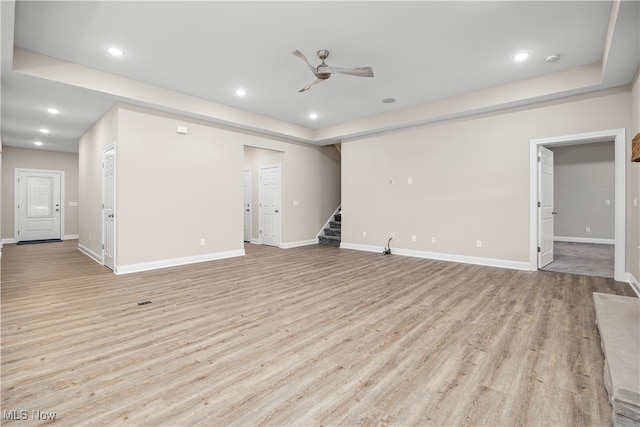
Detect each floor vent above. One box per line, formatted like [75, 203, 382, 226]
[137, 300, 152, 306]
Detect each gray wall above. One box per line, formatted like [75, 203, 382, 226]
[551, 142, 615, 242]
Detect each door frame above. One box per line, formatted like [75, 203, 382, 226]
[14, 168, 65, 242]
[243, 168, 252, 243]
[529, 128, 626, 281]
[102, 146, 116, 270]
[258, 163, 282, 247]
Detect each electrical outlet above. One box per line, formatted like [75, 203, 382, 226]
[476, 240, 482, 248]
[411, 235, 416, 242]
[408, 177, 413, 184]
[586, 227, 591, 233]
[200, 238, 206, 246]
[431, 237, 436, 244]
[363, 231, 367, 238]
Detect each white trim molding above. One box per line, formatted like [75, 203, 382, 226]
[627, 273, 640, 298]
[554, 236, 615, 245]
[115, 249, 246, 275]
[530, 128, 626, 282]
[280, 239, 318, 249]
[340, 242, 530, 271]
[78, 243, 103, 264]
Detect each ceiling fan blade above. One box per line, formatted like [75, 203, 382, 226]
[292, 50, 318, 76]
[318, 65, 374, 77]
[298, 78, 326, 93]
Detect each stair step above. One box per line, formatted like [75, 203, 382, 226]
[318, 235, 341, 246]
[334, 213, 341, 222]
[324, 228, 341, 237]
[329, 220, 341, 229]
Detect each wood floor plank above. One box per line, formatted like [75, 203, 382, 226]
[1, 241, 636, 426]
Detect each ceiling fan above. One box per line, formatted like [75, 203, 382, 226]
[292, 49, 374, 92]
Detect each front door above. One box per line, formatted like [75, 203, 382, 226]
[16, 169, 62, 242]
[538, 146, 554, 268]
[259, 165, 281, 247]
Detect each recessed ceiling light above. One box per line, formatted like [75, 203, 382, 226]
[34, 141, 43, 146]
[309, 113, 318, 120]
[106, 46, 125, 57]
[545, 54, 561, 63]
[39, 128, 50, 134]
[47, 107, 60, 115]
[382, 98, 396, 104]
[235, 88, 247, 97]
[512, 51, 530, 62]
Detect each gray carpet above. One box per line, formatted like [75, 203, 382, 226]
[541, 241, 614, 278]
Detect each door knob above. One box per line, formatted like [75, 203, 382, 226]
[552, 211, 558, 215]
[275, 209, 279, 213]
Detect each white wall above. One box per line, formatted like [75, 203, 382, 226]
[342, 88, 631, 268]
[552, 142, 615, 242]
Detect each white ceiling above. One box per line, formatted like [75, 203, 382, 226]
[1, 1, 639, 153]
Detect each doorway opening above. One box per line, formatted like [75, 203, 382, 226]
[541, 141, 615, 278]
[529, 129, 626, 281]
[243, 146, 284, 246]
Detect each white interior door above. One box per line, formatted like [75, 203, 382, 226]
[538, 146, 555, 268]
[16, 170, 62, 241]
[259, 165, 281, 247]
[243, 169, 252, 242]
[103, 148, 115, 270]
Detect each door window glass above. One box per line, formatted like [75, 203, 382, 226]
[27, 176, 53, 217]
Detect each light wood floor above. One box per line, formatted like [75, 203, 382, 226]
[1, 241, 636, 426]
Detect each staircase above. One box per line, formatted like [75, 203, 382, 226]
[318, 212, 341, 246]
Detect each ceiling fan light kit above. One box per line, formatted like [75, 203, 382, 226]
[292, 49, 374, 92]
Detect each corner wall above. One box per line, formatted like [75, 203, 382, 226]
[78, 105, 341, 273]
[78, 107, 118, 260]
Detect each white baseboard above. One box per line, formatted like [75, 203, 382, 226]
[78, 243, 103, 264]
[627, 273, 640, 297]
[280, 239, 318, 249]
[554, 236, 615, 245]
[339, 242, 530, 271]
[2, 235, 78, 244]
[115, 249, 245, 275]
[250, 238, 261, 245]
